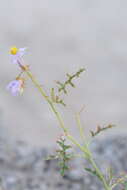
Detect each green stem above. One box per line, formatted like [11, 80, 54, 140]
[25, 69, 111, 190]
[89, 157, 112, 190]
[67, 135, 111, 190]
[75, 113, 87, 144]
[26, 70, 67, 133]
[67, 134, 91, 158]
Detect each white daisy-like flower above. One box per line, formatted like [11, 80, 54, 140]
[10, 46, 27, 64]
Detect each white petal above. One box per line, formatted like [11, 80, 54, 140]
[10, 55, 18, 64]
[18, 47, 27, 57]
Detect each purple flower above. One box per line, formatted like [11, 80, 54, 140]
[9, 46, 27, 64]
[7, 79, 24, 96]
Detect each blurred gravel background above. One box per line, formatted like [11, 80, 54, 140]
[0, 135, 126, 190]
[0, 0, 127, 146]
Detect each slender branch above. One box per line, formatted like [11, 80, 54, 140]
[22, 68, 111, 190]
[89, 158, 112, 190]
[75, 112, 86, 142]
[25, 70, 67, 133]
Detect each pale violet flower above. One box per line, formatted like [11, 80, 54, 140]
[10, 46, 27, 64]
[7, 79, 25, 96]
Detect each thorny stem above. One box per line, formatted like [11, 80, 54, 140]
[21, 65, 111, 190]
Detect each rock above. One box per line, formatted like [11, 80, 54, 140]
[0, 135, 126, 189]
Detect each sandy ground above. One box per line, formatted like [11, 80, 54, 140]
[0, 0, 127, 146]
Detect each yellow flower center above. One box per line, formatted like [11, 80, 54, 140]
[10, 46, 19, 55]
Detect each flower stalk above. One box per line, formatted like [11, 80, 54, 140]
[25, 70, 68, 133]
[23, 66, 111, 190]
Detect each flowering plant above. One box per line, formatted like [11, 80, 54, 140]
[7, 46, 127, 190]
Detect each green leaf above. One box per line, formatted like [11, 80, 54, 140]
[45, 155, 58, 160]
[124, 181, 127, 190]
[60, 169, 65, 176]
[56, 68, 85, 94]
[84, 168, 101, 180]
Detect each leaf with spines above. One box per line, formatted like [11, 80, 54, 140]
[47, 136, 73, 176]
[56, 68, 85, 94]
[50, 88, 66, 106]
[90, 124, 115, 137]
